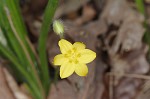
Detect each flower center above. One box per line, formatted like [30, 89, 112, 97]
[64, 47, 81, 64]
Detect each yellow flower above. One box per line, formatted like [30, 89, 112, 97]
[53, 39, 96, 79]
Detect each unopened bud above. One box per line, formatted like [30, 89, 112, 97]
[53, 20, 64, 38]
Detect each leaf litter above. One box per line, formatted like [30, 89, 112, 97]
[1, 0, 150, 99]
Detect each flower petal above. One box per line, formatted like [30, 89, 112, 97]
[75, 63, 88, 76]
[53, 54, 68, 66]
[78, 49, 96, 63]
[73, 42, 85, 51]
[60, 62, 75, 78]
[59, 39, 73, 54]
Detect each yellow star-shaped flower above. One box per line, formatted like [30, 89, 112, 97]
[53, 39, 96, 79]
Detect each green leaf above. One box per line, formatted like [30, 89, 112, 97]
[0, 0, 46, 98]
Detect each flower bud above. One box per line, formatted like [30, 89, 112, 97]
[53, 20, 64, 38]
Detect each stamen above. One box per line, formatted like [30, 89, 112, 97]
[64, 54, 69, 58]
[77, 53, 81, 57]
[68, 50, 72, 54]
[69, 60, 73, 63]
[74, 60, 78, 64]
[72, 47, 76, 52]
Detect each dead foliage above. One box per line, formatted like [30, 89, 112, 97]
[1, 0, 150, 99]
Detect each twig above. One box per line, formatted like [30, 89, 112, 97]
[109, 74, 113, 99]
[108, 72, 150, 80]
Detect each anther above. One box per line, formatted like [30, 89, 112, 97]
[77, 53, 81, 57]
[74, 60, 78, 64]
[73, 47, 76, 52]
[69, 60, 73, 63]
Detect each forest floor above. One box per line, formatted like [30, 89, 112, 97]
[1, 0, 150, 99]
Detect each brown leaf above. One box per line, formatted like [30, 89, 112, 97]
[74, 4, 96, 25]
[0, 66, 15, 99]
[54, 0, 90, 18]
[3, 68, 32, 99]
[99, 0, 149, 99]
[48, 81, 77, 99]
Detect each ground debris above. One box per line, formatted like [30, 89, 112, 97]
[0, 66, 32, 99]
[99, 0, 149, 99]
[0, 66, 15, 99]
[5, 0, 150, 99]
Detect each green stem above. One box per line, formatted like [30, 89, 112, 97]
[54, 67, 59, 83]
[38, 0, 59, 94]
[135, 0, 145, 15]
